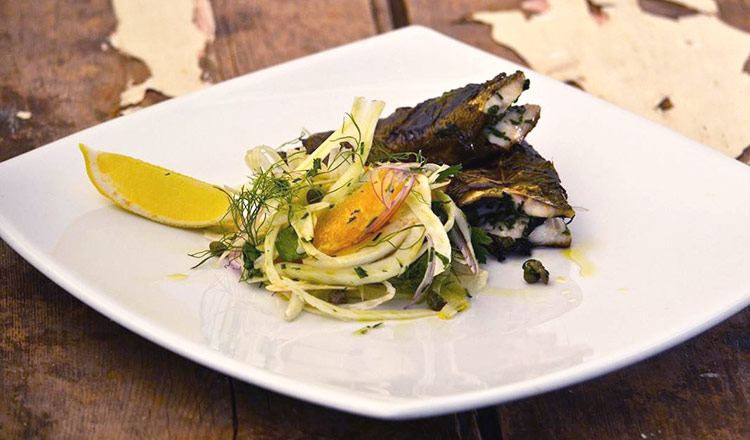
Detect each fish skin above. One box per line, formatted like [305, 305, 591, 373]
[303, 72, 528, 166]
[447, 141, 574, 218]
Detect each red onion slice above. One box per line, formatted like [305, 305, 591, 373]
[406, 237, 436, 308]
[364, 171, 415, 235]
[225, 250, 243, 271]
[451, 210, 479, 275]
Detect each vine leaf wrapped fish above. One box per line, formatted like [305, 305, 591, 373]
[303, 71, 530, 166]
[303, 71, 575, 258]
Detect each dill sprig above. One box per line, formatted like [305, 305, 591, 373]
[370, 145, 426, 168]
[361, 224, 426, 250]
[191, 113, 369, 279]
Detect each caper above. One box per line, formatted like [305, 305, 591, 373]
[427, 291, 447, 311]
[209, 241, 227, 256]
[522, 259, 549, 284]
[306, 187, 324, 204]
[523, 270, 538, 284]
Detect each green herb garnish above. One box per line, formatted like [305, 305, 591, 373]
[435, 164, 462, 182]
[241, 242, 263, 279]
[276, 226, 303, 262]
[470, 227, 492, 264]
[354, 266, 368, 279]
[353, 322, 383, 335]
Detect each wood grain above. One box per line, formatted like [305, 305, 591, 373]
[1, 0, 749, 438]
[0, 0, 146, 161]
[403, 0, 530, 66]
[404, 0, 750, 75]
[717, 0, 750, 32]
[498, 308, 750, 439]
[232, 383, 484, 439]
[0, 241, 235, 439]
[204, 0, 381, 82]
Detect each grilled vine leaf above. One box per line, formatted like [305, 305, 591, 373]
[303, 71, 528, 166]
[447, 141, 574, 218]
[449, 141, 575, 252]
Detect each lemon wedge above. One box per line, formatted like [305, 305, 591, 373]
[79, 144, 230, 228]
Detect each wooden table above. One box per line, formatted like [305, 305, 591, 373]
[2, 1, 749, 438]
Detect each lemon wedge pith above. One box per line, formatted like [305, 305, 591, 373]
[80, 144, 230, 228]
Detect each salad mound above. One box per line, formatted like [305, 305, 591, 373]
[196, 97, 488, 321]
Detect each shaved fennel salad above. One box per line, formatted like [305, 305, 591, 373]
[195, 97, 488, 321]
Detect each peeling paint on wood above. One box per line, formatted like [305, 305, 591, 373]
[109, 0, 216, 110]
[474, 0, 750, 156]
[521, 0, 549, 14]
[672, 0, 718, 14]
[736, 145, 750, 164]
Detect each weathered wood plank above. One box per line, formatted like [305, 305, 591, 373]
[403, 0, 750, 66]
[371, 0, 396, 32]
[205, 0, 381, 82]
[0, 241, 236, 439]
[403, 0, 528, 65]
[496, 307, 750, 439]
[0, 0, 146, 161]
[716, 0, 750, 31]
[230, 380, 482, 439]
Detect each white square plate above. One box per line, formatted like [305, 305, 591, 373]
[1, 27, 749, 419]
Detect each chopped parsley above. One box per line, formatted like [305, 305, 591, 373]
[435, 164, 462, 182]
[241, 242, 263, 279]
[354, 266, 368, 279]
[276, 226, 303, 262]
[431, 200, 449, 223]
[391, 253, 428, 294]
[470, 227, 493, 264]
[311, 157, 322, 174]
[353, 322, 383, 335]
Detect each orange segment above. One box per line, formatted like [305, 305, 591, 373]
[80, 144, 230, 228]
[313, 169, 408, 255]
